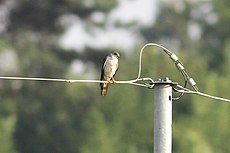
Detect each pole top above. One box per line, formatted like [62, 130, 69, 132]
[154, 77, 178, 85]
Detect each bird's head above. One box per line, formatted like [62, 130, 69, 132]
[112, 51, 120, 58]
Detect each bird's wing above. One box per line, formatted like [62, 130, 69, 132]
[112, 63, 119, 78]
[100, 57, 108, 81]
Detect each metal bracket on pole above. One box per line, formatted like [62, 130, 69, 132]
[153, 78, 174, 153]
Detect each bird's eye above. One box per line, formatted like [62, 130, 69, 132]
[113, 52, 120, 57]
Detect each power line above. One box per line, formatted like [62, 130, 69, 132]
[0, 76, 154, 88]
[0, 43, 229, 103]
[174, 85, 230, 103]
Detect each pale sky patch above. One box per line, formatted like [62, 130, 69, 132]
[108, 0, 157, 27]
[187, 22, 202, 40]
[59, 0, 158, 52]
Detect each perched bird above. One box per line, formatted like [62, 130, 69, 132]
[100, 52, 120, 96]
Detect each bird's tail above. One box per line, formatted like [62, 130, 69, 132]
[101, 83, 108, 96]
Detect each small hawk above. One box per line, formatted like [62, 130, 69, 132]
[100, 52, 120, 96]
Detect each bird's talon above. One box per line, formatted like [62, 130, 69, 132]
[111, 78, 116, 84]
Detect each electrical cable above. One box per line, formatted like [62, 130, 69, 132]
[0, 76, 154, 88]
[174, 84, 230, 103]
[0, 42, 229, 103]
[138, 43, 198, 92]
[136, 43, 230, 102]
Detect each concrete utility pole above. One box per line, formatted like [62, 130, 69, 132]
[154, 78, 173, 153]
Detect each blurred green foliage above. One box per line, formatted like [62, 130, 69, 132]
[0, 0, 229, 153]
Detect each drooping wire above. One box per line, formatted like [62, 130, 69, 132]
[138, 43, 191, 100]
